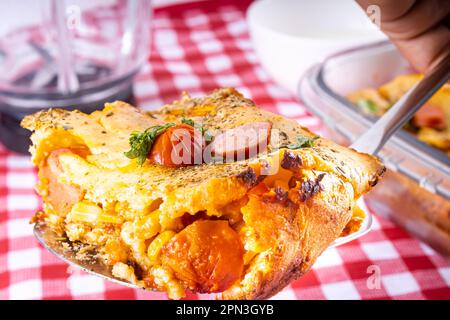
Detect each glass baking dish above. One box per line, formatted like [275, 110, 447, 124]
[298, 41, 450, 256]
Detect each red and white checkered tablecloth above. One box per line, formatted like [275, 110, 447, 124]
[1, 0, 449, 300]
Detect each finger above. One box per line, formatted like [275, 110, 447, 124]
[380, 0, 450, 40]
[357, 0, 450, 72]
[394, 24, 450, 72]
[356, 0, 415, 21]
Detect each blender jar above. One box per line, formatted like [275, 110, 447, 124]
[0, 0, 152, 153]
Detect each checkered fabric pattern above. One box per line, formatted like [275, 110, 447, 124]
[1, 0, 449, 300]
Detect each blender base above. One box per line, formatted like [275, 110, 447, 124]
[0, 84, 135, 154]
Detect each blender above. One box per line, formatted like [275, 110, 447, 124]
[0, 0, 152, 153]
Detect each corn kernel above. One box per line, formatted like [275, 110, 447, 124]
[67, 202, 102, 223]
[147, 231, 176, 265]
[67, 201, 121, 224]
[135, 210, 161, 239]
[98, 213, 122, 224]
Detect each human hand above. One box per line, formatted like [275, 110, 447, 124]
[356, 0, 450, 73]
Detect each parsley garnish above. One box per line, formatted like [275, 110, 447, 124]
[281, 135, 319, 149]
[181, 118, 213, 144]
[181, 118, 195, 127]
[124, 123, 175, 165]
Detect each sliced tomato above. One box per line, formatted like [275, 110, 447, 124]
[413, 104, 446, 130]
[148, 124, 204, 167]
[161, 220, 244, 293]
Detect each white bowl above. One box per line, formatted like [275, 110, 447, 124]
[247, 0, 387, 93]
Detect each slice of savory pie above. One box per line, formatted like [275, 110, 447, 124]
[22, 88, 385, 299]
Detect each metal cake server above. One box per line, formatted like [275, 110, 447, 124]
[34, 53, 450, 291]
[34, 222, 142, 289]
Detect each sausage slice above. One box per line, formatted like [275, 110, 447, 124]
[40, 148, 84, 216]
[210, 122, 272, 161]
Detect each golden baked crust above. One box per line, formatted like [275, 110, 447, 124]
[22, 88, 384, 299]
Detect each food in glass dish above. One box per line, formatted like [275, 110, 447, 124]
[348, 74, 450, 156]
[21, 88, 384, 299]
